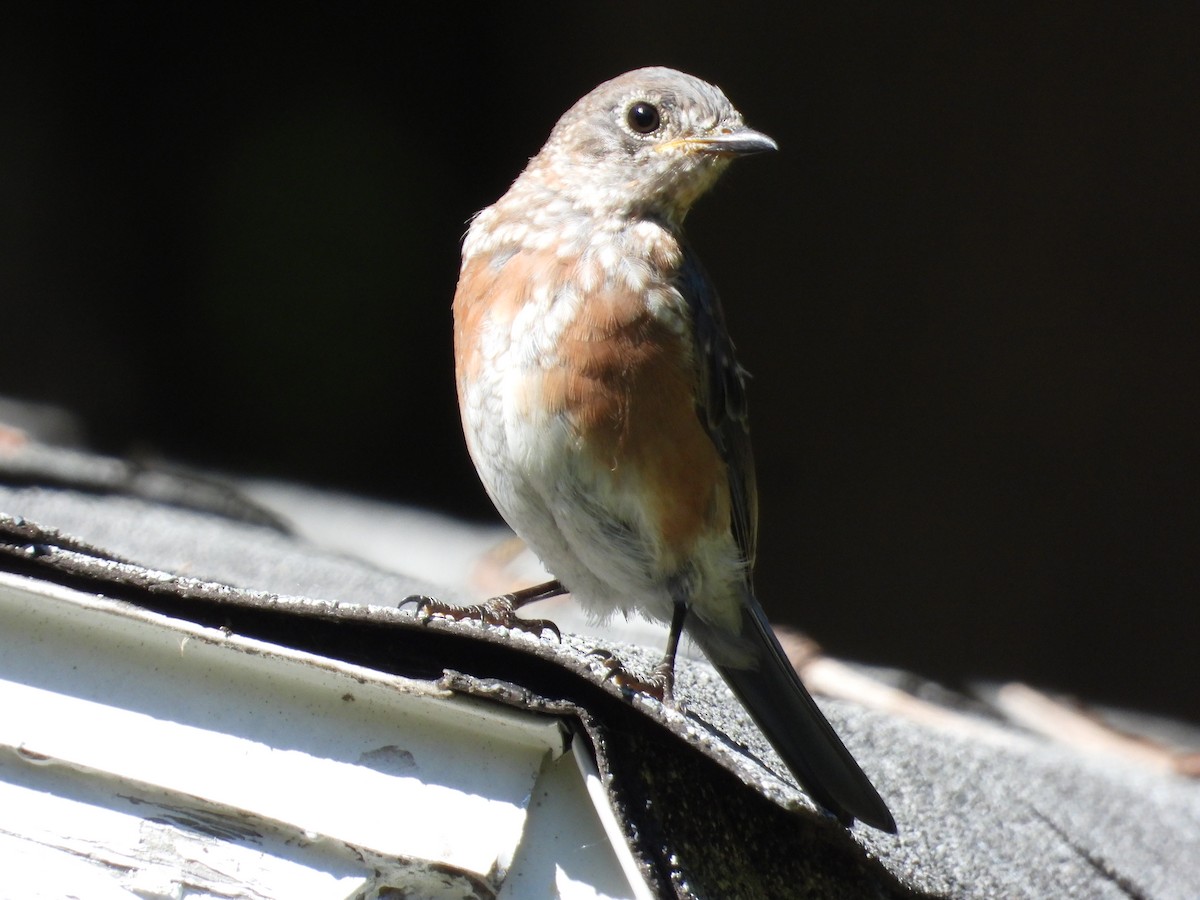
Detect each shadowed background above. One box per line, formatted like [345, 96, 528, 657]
[3, 5, 1196, 720]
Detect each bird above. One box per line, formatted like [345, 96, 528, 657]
[446, 66, 896, 832]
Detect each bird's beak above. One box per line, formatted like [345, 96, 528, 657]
[659, 127, 778, 157]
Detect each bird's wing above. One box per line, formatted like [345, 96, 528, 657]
[677, 244, 759, 570]
[676, 244, 897, 832]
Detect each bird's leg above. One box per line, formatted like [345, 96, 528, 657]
[596, 601, 689, 704]
[402, 579, 566, 639]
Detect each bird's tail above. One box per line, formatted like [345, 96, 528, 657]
[688, 599, 897, 832]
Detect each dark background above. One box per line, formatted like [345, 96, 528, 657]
[3, 6, 1197, 720]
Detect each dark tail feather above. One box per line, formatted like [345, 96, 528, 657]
[689, 601, 897, 832]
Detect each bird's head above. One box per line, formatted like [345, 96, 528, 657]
[524, 67, 776, 225]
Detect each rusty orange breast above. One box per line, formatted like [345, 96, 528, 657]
[454, 242, 731, 568]
[543, 285, 730, 566]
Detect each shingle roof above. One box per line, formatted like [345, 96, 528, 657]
[2, 436, 1198, 898]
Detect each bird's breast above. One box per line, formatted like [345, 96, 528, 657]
[454, 229, 730, 569]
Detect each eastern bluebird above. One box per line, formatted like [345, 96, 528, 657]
[449, 67, 895, 832]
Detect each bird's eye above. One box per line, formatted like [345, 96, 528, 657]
[626, 101, 661, 134]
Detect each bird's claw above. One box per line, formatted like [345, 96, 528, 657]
[589, 648, 674, 703]
[399, 594, 434, 617]
[402, 593, 561, 641]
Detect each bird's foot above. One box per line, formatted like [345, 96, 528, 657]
[589, 649, 675, 704]
[402, 593, 561, 640]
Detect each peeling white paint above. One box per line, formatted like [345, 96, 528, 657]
[0, 572, 646, 899]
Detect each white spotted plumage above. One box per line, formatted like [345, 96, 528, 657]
[451, 67, 896, 831]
